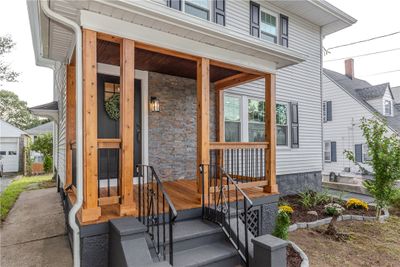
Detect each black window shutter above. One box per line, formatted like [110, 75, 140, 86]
[279, 14, 289, 47]
[214, 0, 225, 26]
[327, 101, 332, 121]
[249, 2, 260, 37]
[290, 102, 299, 148]
[331, 142, 337, 162]
[355, 144, 363, 163]
[168, 0, 181, 10]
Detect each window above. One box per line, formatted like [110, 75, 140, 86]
[248, 99, 265, 142]
[260, 10, 277, 43]
[185, 0, 209, 20]
[362, 144, 371, 162]
[0, 151, 6, 156]
[224, 95, 241, 142]
[384, 100, 392, 116]
[8, 151, 17, 155]
[104, 82, 120, 100]
[276, 103, 289, 146]
[324, 141, 331, 162]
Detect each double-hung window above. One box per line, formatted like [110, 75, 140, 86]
[276, 103, 289, 146]
[384, 99, 392, 116]
[260, 10, 278, 43]
[185, 0, 210, 20]
[224, 95, 241, 142]
[324, 141, 331, 162]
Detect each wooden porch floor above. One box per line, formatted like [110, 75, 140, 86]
[68, 179, 274, 225]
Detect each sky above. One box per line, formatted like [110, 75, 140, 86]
[0, 0, 399, 107]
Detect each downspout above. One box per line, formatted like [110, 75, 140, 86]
[39, 1, 83, 266]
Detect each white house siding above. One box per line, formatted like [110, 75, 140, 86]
[54, 63, 67, 185]
[226, 1, 322, 175]
[322, 75, 395, 175]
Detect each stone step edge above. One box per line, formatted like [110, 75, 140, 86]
[288, 241, 309, 267]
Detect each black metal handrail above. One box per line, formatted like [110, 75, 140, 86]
[136, 164, 178, 266]
[200, 164, 255, 267]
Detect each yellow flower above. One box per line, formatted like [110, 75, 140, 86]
[346, 198, 369, 210]
[279, 205, 294, 214]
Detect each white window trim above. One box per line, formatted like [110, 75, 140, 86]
[259, 8, 279, 44]
[276, 101, 290, 148]
[324, 141, 331, 163]
[183, 0, 212, 21]
[383, 99, 393, 116]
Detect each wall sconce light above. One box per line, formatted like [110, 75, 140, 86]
[150, 96, 160, 112]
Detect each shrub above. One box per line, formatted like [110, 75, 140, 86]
[298, 190, 330, 209]
[325, 203, 345, 216]
[346, 198, 369, 210]
[389, 189, 400, 209]
[273, 210, 291, 240]
[43, 155, 52, 173]
[279, 205, 294, 214]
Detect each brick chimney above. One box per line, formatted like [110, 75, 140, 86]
[345, 58, 354, 79]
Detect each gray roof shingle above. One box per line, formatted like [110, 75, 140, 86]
[26, 121, 54, 135]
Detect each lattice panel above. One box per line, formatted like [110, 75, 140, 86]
[240, 207, 260, 237]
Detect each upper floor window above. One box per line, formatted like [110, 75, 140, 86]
[185, 0, 210, 20]
[384, 99, 392, 116]
[322, 101, 332, 122]
[260, 10, 277, 43]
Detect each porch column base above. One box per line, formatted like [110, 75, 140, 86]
[118, 204, 136, 216]
[81, 207, 102, 223]
[264, 184, 279, 194]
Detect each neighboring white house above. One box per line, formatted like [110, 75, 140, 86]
[0, 119, 30, 173]
[26, 121, 54, 165]
[323, 59, 399, 177]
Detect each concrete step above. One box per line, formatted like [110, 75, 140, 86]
[172, 242, 242, 267]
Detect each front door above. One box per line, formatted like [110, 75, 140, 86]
[97, 74, 142, 180]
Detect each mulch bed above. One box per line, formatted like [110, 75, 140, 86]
[287, 244, 302, 267]
[281, 195, 379, 224]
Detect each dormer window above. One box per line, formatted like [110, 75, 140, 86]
[384, 99, 393, 116]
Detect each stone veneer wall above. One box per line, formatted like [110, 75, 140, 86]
[277, 171, 322, 195]
[148, 72, 215, 180]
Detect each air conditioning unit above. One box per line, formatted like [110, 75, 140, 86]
[343, 167, 351, 172]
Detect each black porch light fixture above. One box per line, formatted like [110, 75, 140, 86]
[150, 96, 160, 112]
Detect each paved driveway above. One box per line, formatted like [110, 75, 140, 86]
[0, 174, 18, 193]
[0, 188, 72, 266]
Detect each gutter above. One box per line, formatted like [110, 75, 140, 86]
[39, 1, 83, 266]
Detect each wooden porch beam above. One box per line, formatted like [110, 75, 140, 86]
[264, 74, 278, 193]
[197, 58, 210, 194]
[82, 29, 101, 222]
[97, 32, 122, 44]
[210, 59, 264, 76]
[65, 65, 76, 189]
[135, 42, 199, 62]
[214, 73, 262, 91]
[119, 38, 136, 216]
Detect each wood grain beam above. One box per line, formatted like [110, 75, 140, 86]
[210, 59, 264, 76]
[214, 73, 262, 90]
[119, 38, 136, 216]
[264, 74, 278, 193]
[135, 42, 199, 62]
[82, 29, 101, 222]
[65, 65, 76, 188]
[197, 58, 210, 194]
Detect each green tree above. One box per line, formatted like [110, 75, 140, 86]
[344, 117, 400, 217]
[0, 35, 19, 83]
[30, 133, 53, 173]
[0, 90, 43, 129]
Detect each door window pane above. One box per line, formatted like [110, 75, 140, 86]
[248, 99, 265, 142]
[224, 95, 241, 142]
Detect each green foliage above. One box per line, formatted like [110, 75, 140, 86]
[0, 175, 52, 220]
[30, 133, 53, 173]
[105, 93, 120, 120]
[344, 117, 400, 216]
[0, 35, 19, 83]
[298, 189, 330, 209]
[324, 203, 344, 216]
[24, 140, 32, 176]
[273, 210, 291, 240]
[390, 189, 400, 209]
[0, 90, 44, 129]
[43, 155, 53, 173]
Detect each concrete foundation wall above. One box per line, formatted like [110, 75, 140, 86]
[277, 171, 322, 195]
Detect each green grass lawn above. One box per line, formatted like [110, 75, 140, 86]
[0, 174, 54, 221]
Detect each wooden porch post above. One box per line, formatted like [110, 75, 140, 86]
[118, 38, 136, 216]
[82, 29, 101, 222]
[197, 58, 210, 194]
[265, 74, 278, 193]
[65, 65, 76, 188]
[216, 89, 224, 167]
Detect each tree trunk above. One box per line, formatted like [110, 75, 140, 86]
[325, 214, 339, 236]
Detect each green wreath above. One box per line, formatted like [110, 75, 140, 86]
[105, 94, 120, 120]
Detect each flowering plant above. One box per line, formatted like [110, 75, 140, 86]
[278, 205, 294, 214]
[324, 203, 345, 216]
[346, 198, 369, 210]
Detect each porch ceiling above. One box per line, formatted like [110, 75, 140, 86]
[97, 40, 240, 82]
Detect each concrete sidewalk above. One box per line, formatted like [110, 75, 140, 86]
[1, 188, 72, 267]
[326, 189, 375, 204]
